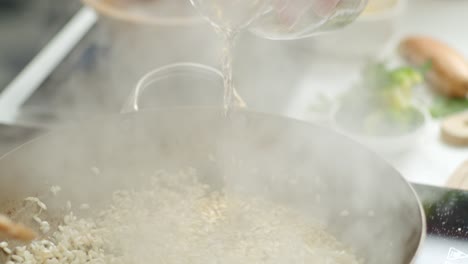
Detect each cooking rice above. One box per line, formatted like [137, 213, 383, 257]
[2, 169, 362, 264]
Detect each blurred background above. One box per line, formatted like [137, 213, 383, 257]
[0, 0, 407, 124]
[0, 1, 468, 263]
[0, 0, 466, 182]
[0, 0, 466, 184]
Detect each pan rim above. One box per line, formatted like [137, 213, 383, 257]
[0, 106, 425, 263]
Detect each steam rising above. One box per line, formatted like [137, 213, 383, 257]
[3, 1, 427, 264]
[4, 169, 362, 263]
[19, 0, 309, 125]
[2, 106, 424, 263]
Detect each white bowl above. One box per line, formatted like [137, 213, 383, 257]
[331, 104, 428, 156]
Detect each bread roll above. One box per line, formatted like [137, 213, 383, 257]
[399, 36, 468, 98]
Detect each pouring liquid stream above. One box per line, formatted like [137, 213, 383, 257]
[219, 26, 249, 116]
[221, 30, 241, 116]
[188, 0, 271, 115]
[192, 0, 368, 116]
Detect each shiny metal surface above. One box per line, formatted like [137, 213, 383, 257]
[0, 124, 42, 156]
[0, 0, 81, 90]
[0, 108, 424, 263]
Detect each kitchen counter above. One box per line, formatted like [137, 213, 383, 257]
[285, 0, 468, 187]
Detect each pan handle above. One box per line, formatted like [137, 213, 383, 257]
[121, 62, 246, 113]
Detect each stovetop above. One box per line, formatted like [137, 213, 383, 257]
[16, 23, 117, 127]
[0, 0, 81, 91]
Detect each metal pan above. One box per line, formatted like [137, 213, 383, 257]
[0, 64, 425, 263]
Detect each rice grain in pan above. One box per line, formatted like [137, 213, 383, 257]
[3, 169, 362, 264]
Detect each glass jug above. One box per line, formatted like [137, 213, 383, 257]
[189, 0, 368, 39]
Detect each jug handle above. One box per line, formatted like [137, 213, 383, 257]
[120, 62, 246, 113]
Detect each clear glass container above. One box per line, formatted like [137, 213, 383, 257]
[123, 62, 246, 112]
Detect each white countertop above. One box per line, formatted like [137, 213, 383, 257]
[285, 0, 468, 187]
